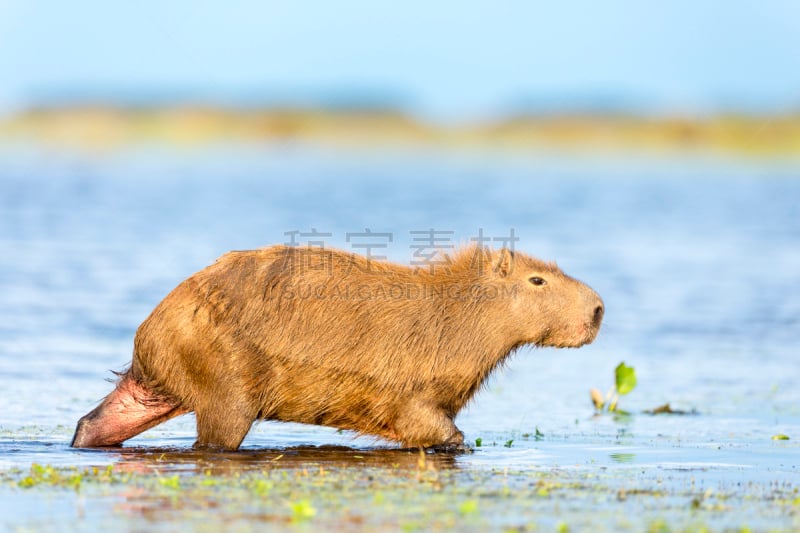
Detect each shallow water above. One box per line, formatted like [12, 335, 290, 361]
[1, 143, 799, 530]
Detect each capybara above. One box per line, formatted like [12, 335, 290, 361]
[72, 245, 603, 450]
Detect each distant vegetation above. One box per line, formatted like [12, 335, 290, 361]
[2, 104, 800, 156]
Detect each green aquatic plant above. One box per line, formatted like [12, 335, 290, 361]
[591, 362, 638, 414]
[19, 464, 82, 490]
[158, 475, 181, 489]
[615, 362, 637, 396]
[458, 499, 479, 515]
[16, 464, 121, 491]
[521, 427, 544, 440]
[250, 478, 273, 495]
[289, 499, 316, 521]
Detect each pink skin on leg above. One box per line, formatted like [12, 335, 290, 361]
[71, 377, 187, 448]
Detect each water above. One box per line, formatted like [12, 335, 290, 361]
[1, 143, 799, 530]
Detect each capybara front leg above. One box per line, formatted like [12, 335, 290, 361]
[393, 400, 464, 449]
[71, 376, 187, 448]
[193, 399, 254, 451]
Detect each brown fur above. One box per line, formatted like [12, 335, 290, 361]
[72, 245, 603, 450]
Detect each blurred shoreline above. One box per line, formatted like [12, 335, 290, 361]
[2, 105, 799, 157]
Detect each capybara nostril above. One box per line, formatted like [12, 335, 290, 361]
[593, 304, 604, 326]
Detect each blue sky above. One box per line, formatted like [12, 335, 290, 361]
[0, 1, 798, 119]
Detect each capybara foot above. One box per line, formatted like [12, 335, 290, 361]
[394, 401, 464, 449]
[427, 429, 469, 453]
[71, 376, 187, 448]
[445, 429, 465, 446]
[191, 441, 231, 452]
[428, 442, 472, 454]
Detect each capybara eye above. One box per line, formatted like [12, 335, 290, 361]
[529, 276, 547, 286]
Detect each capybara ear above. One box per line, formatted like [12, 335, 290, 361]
[493, 248, 515, 277]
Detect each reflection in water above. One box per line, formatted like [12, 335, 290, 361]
[109, 444, 461, 475]
[609, 453, 635, 463]
[103, 445, 465, 528]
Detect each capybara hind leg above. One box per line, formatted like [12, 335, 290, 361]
[193, 402, 254, 451]
[393, 401, 464, 449]
[71, 377, 187, 448]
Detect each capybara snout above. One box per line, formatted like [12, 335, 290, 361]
[496, 248, 604, 348]
[72, 244, 604, 450]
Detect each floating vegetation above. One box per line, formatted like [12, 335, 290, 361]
[289, 499, 317, 522]
[643, 403, 698, 415]
[2, 449, 799, 532]
[591, 362, 638, 414]
[17, 463, 124, 490]
[592, 364, 700, 418]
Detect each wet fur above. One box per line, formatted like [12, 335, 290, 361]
[72, 245, 602, 450]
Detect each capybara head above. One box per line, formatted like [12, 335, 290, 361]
[478, 248, 604, 348]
